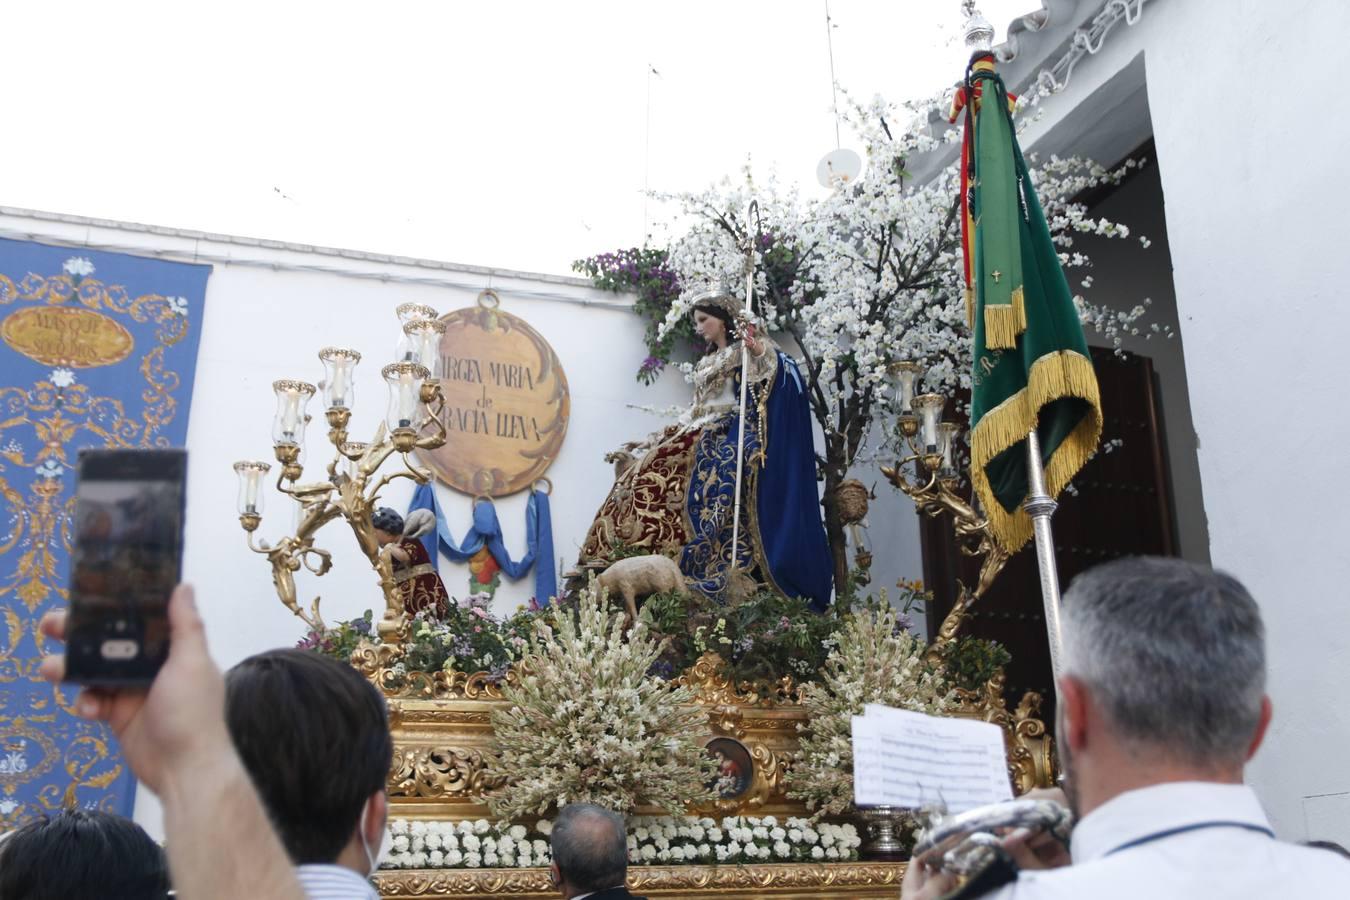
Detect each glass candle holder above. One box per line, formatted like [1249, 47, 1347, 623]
[382, 362, 429, 432]
[233, 460, 271, 516]
[912, 393, 946, 452]
[402, 319, 446, 378]
[271, 380, 316, 447]
[396, 302, 439, 325]
[318, 348, 361, 410]
[937, 422, 961, 475]
[395, 304, 439, 363]
[889, 361, 925, 413]
[340, 441, 369, 478]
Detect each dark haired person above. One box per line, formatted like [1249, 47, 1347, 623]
[548, 804, 645, 900]
[225, 648, 393, 900]
[0, 809, 170, 899]
[904, 557, 1350, 899]
[371, 506, 449, 617]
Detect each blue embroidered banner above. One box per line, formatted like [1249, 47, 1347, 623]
[0, 238, 210, 828]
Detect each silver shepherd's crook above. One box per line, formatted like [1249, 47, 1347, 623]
[728, 201, 759, 570]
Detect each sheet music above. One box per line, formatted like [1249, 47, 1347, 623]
[852, 704, 1013, 813]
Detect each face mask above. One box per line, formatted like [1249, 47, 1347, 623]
[358, 798, 393, 877]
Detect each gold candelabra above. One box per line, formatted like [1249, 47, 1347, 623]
[880, 362, 1011, 644]
[233, 304, 448, 643]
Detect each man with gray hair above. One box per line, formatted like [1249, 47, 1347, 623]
[548, 804, 645, 900]
[904, 556, 1350, 898]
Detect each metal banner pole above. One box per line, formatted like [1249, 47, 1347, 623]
[1023, 428, 1065, 686]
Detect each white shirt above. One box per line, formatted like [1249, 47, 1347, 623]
[573, 887, 627, 900]
[296, 863, 380, 900]
[988, 782, 1350, 899]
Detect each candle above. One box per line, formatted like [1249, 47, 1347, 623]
[319, 348, 361, 410]
[912, 393, 946, 453]
[382, 363, 429, 432]
[233, 461, 271, 516]
[938, 422, 960, 473]
[271, 380, 316, 446]
[890, 361, 925, 413]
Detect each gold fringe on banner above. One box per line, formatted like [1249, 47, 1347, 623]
[982, 286, 1027, 350]
[969, 349, 1102, 553]
[964, 287, 975, 329]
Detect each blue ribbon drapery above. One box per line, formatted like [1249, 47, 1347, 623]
[407, 482, 557, 604]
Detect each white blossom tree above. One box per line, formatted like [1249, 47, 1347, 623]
[588, 91, 1156, 594]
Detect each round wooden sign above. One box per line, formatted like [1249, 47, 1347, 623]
[415, 292, 569, 496]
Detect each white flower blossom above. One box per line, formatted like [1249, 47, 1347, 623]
[34, 459, 64, 480]
[63, 257, 95, 277]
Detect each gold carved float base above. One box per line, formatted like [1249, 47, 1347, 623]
[370, 651, 1054, 898]
[376, 861, 908, 898]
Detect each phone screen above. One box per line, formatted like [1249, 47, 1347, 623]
[65, 449, 187, 685]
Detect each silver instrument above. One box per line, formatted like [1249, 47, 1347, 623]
[912, 798, 1073, 875]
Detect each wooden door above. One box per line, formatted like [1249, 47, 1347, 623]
[918, 346, 1177, 724]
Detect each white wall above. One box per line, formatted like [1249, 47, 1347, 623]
[0, 207, 927, 835]
[1077, 161, 1210, 564]
[1010, 0, 1350, 841]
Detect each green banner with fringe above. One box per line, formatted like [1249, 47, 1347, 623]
[956, 54, 1102, 552]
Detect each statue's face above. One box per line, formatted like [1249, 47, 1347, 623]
[693, 308, 726, 346]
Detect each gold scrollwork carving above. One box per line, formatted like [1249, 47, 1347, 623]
[389, 746, 505, 800]
[354, 641, 514, 701]
[374, 861, 908, 898]
[677, 653, 799, 709]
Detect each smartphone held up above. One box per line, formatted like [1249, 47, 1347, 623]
[64, 449, 187, 685]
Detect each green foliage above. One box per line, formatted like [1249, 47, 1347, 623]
[296, 609, 373, 663]
[299, 597, 558, 684]
[940, 636, 1013, 692]
[607, 539, 652, 561]
[636, 588, 846, 693]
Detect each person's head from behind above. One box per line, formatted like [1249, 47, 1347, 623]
[1059, 556, 1271, 817]
[0, 808, 169, 900]
[549, 803, 628, 897]
[225, 648, 392, 875]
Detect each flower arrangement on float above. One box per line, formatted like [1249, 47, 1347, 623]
[483, 581, 718, 820]
[787, 602, 955, 817]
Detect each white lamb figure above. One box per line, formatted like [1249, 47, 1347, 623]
[596, 554, 689, 625]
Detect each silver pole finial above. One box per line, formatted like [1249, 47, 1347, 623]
[962, 2, 995, 52]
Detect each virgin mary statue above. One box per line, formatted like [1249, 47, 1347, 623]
[578, 287, 833, 610]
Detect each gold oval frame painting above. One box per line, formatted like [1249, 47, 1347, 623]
[415, 294, 569, 497]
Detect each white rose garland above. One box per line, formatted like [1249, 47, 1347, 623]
[381, 816, 860, 870]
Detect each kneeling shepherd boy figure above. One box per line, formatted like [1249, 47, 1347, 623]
[373, 507, 450, 619]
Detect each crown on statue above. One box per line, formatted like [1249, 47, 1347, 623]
[684, 284, 744, 319]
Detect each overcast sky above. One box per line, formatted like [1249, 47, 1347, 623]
[2, 1, 1030, 277]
